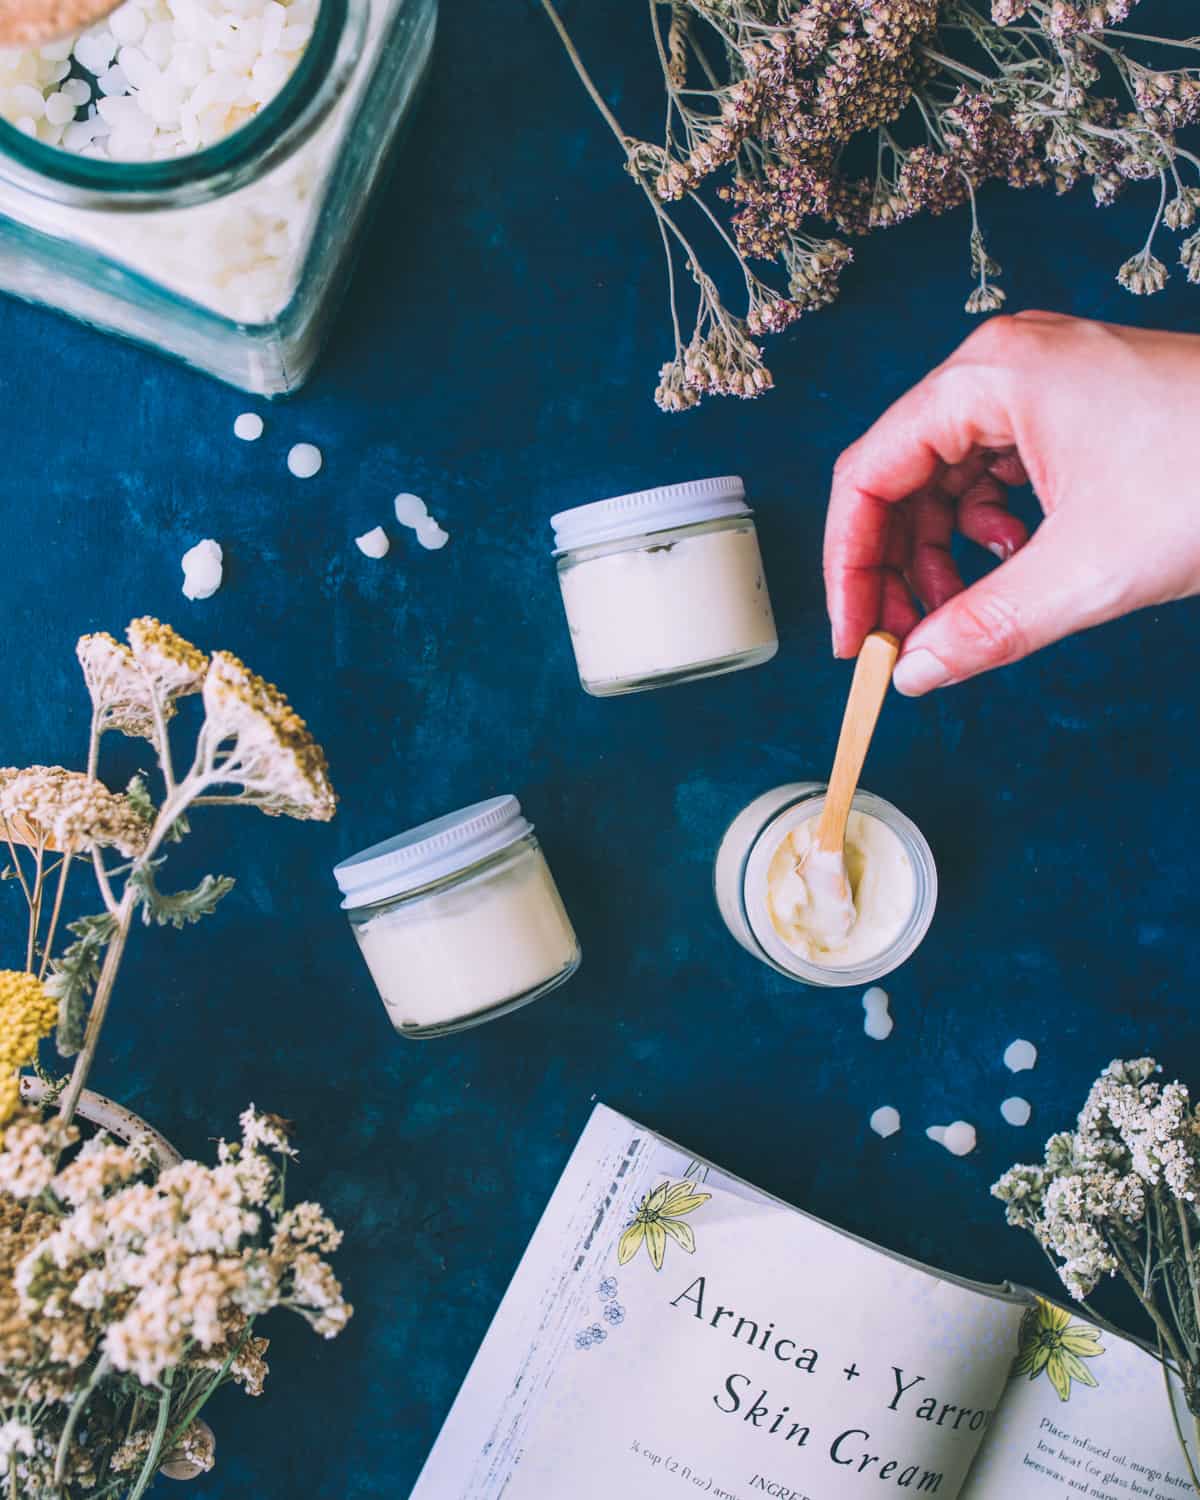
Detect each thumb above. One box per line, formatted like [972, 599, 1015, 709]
[891, 520, 1108, 695]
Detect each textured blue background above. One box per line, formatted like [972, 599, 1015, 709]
[3, 1, 1200, 1493]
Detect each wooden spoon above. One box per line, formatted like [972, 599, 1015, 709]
[0, 0, 121, 49]
[798, 630, 900, 942]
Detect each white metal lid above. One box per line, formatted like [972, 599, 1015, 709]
[333, 795, 533, 909]
[550, 475, 749, 553]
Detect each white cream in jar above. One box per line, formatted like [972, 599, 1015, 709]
[334, 796, 580, 1037]
[551, 476, 778, 696]
[767, 811, 916, 966]
[714, 783, 936, 986]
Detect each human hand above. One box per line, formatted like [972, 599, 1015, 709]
[824, 312, 1200, 694]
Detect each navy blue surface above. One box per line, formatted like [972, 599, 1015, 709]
[3, 2, 1200, 1493]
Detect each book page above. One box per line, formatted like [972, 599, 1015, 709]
[961, 1298, 1197, 1500]
[411, 1104, 1029, 1500]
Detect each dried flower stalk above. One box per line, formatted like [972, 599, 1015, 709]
[0, 1105, 350, 1495]
[544, 0, 1200, 406]
[0, 622, 344, 1495]
[996, 1058, 1200, 1490]
[2, 617, 336, 1129]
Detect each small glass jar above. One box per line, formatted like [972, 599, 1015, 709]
[551, 475, 778, 697]
[714, 782, 937, 987]
[333, 795, 581, 1038]
[0, 0, 435, 393]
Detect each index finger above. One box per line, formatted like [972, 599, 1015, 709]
[824, 351, 1018, 657]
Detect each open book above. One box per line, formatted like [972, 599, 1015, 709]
[411, 1105, 1196, 1500]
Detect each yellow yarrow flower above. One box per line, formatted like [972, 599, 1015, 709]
[0, 971, 57, 1059]
[0, 1075, 19, 1128]
[0, 972, 56, 1128]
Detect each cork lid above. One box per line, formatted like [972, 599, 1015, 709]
[0, 0, 120, 48]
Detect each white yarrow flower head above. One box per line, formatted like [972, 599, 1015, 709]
[0, 765, 151, 857]
[0, 1420, 33, 1461]
[4, 1103, 349, 1409]
[52, 1138, 144, 1207]
[289, 1252, 353, 1338]
[201, 652, 337, 822]
[76, 633, 158, 742]
[126, 616, 209, 702]
[239, 1105, 298, 1158]
[76, 618, 208, 747]
[995, 1057, 1200, 1303]
[273, 1201, 344, 1255]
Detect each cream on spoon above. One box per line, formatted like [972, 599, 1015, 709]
[795, 630, 900, 945]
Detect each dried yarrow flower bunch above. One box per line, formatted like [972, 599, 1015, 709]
[543, 0, 1200, 407]
[0, 1103, 350, 1497]
[0, 619, 345, 1495]
[995, 1058, 1200, 1489]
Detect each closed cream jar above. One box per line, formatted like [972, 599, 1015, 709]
[335, 796, 581, 1037]
[552, 476, 778, 696]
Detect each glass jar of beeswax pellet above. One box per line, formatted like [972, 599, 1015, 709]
[334, 796, 582, 1038]
[0, 0, 435, 392]
[551, 476, 779, 696]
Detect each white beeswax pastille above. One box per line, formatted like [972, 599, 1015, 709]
[551, 477, 778, 697]
[416, 518, 450, 551]
[287, 443, 323, 479]
[862, 986, 893, 1040]
[394, 493, 428, 528]
[1004, 1039, 1038, 1073]
[927, 1122, 977, 1157]
[1001, 1097, 1032, 1127]
[180, 539, 223, 600]
[355, 527, 389, 559]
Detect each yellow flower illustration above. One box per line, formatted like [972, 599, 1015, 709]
[617, 1180, 711, 1272]
[1012, 1298, 1104, 1402]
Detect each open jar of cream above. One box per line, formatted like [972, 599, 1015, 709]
[334, 795, 580, 1037]
[714, 782, 937, 987]
[551, 476, 778, 696]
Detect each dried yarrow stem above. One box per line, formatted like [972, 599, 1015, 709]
[544, 0, 1200, 407]
[995, 1058, 1200, 1491]
[2, 619, 336, 1131]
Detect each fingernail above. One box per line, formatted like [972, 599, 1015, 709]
[893, 649, 949, 697]
[988, 541, 1013, 561]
